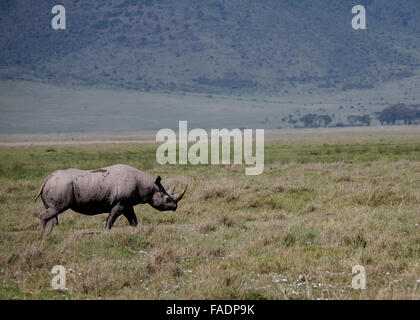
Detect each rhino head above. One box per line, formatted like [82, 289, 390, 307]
[150, 176, 187, 211]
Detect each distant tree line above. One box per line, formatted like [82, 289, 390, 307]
[347, 114, 371, 126]
[298, 114, 332, 128]
[375, 103, 420, 125]
[285, 103, 420, 129]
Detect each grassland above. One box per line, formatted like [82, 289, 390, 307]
[0, 128, 420, 299]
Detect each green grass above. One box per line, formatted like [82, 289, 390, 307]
[0, 133, 420, 299]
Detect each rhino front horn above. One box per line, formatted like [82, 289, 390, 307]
[173, 186, 187, 203]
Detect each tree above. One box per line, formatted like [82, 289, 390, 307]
[360, 115, 371, 126]
[376, 104, 420, 125]
[299, 114, 332, 128]
[320, 115, 332, 127]
[347, 114, 371, 126]
[299, 114, 318, 128]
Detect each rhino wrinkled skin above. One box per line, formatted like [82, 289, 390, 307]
[35, 164, 187, 231]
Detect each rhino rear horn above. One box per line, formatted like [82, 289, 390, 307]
[173, 186, 187, 203]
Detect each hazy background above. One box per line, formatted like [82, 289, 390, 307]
[0, 0, 419, 133]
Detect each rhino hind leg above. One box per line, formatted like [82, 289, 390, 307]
[50, 216, 59, 228]
[43, 216, 59, 233]
[39, 207, 64, 231]
[123, 207, 138, 227]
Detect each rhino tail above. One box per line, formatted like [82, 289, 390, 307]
[34, 174, 52, 202]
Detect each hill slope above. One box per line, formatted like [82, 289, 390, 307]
[1, 0, 420, 95]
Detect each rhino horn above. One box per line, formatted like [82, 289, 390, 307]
[173, 186, 187, 203]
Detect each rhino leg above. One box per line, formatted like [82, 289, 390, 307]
[43, 216, 59, 233]
[38, 175, 72, 231]
[123, 207, 138, 227]
[105, 203, 124, 230]
[50, 216, 59, 228]
[39, 208, 64, 231]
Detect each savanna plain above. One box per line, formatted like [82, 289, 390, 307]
[0, 127, 419, 300]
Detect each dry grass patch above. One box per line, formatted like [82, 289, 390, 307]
[1, 136, 420, 299]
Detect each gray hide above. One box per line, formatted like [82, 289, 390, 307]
[35, 164, 187, 231]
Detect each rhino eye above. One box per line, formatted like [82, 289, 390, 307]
[165, 197, 171, 203]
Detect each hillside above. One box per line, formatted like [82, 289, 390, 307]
[1, 0, 420, 96]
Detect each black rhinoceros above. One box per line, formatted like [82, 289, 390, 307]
[35, 164, 187, 231]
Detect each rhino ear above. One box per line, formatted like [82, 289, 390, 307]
[155, 176, 166, 193]
[155, 176, 162, 185]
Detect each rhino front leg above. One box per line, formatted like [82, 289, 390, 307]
[105, 203, 124, 231]
[123, 207, 138, 227]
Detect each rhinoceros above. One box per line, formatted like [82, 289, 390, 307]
[35, 164, 187, 231]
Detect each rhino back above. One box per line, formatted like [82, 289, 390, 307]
[103, 164, 156, 200]
[71, 164, 153, 211]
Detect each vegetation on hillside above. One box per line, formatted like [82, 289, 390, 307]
[1, 0, 420, 95]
